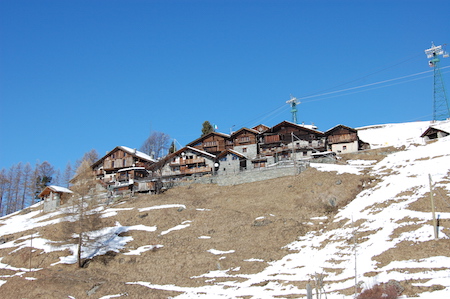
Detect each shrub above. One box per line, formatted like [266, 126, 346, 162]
[357, 283, 398, 299]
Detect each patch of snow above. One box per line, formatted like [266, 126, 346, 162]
[244, 258, 264, 262]
[346, 159, 377, 166]
[124, 244, 163, 255]
[160, 221, 191, 236]
[101, 207, 134, 218]
[139, 204, 186, 212]
[311, 162, 364, 174]
[207, 249, 235, 255]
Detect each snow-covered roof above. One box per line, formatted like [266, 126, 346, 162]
[184, 146, 216, 158]
[217, 149, 247, 159]
[92, 146, 156, 168]
[39, 185, 73, 197]
[117, 167, 146, 172]
[119, 146, 156, 162]
[424, 120, 450, 135]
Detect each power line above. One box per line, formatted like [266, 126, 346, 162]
[235, 62, 449, 129]
[301, 66, 450, 103]
[300, 52, 424, 99]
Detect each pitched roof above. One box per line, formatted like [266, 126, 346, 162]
[269, 120, 324, 135]
[230, 127, 259, 137]
[217, 149, 247, 159]
[252, 124, 270, 133]
[420, 120, 450, 137]
[148, 146, 216, 171]
[39, 185, 73, 197]
[91, 146, 156, 168]
[325, 124, 357, 135]
[186, 132, 231, 147]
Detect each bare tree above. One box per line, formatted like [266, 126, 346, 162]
[0, 168, 9, 215]
[63, 162, 74, 188]
[5, 164, 17, 214]
[53, 169, 62, 186]
[140, 131, 171, 159]
[20, 163, 33, 210]
[75, 149, 99, 170]
[68, 160, 102, 268]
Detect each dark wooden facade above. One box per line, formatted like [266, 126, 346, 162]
[186, 132, 232, 155]
[230, 128, 259, 147]
[91, 146, 156, 186]
[155, 146, 216, 178]
[92, 146, 155, 172]
[252, 124, 270, 133]
[325, 125, 358, 145]
[259, 121, 326, 155]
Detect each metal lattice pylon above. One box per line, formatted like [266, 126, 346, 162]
[286, 95, 300, 124]
[425, 42, 450, 121]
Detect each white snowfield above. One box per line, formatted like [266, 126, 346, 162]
[0, 120, 449, 298]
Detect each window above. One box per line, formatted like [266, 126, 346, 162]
[242, 147, 247, 153]
[204, 141, 217, 147]
[343, 146, 347, 150]
[240, 136, 250, 143]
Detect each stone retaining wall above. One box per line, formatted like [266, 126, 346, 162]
[168, 162, 309, 188]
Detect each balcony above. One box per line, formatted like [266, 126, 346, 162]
[180, 157, 205, 165]
[181, 166, 212, 174]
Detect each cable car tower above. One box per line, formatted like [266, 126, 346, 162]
[425, 42, 450, 121]
[286, 95, 300, 124]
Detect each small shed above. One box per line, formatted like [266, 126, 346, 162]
[420, 121, 450, 141]
[39, 185, 73, 212]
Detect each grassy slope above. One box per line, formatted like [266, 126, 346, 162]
[0, 146, 449, 298]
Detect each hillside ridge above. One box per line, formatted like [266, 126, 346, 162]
[1, 121, 449, 299]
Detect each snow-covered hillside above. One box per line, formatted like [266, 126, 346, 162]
[135, 121, 450, 299]
[0, 121, 449, 299]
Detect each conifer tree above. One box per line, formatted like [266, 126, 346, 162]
[201, 120, 214, 136]
[168, 140, 176, 154]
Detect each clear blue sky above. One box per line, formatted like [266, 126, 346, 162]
[1, 0, 449, 173]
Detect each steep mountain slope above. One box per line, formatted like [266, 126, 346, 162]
[0, 121, 449, 299]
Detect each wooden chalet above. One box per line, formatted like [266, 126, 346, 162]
[229, 128, 259, 159]
[259, 121, 326, 161]
[325, 125, 359, 154]
[91, 146, 156, 187]
[325, 125, 369, 154]
[186, 132, 232, 155]
[39, 185, 73, 212]
[156, 146, 217, 179]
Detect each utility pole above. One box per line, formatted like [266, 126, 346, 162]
[291, 132, 297, 170]
[429, 174, 438, 240]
